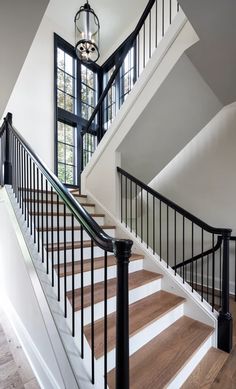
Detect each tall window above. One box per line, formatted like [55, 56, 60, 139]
[103, 47, 135, 131]
[81, 64, 98, 121]
[54, 34, 100, 186]
[119, 47, 134, 104]
[104, 66, 116, 130]
[57, 48, 76, 113]
[57, 122, 76, 184]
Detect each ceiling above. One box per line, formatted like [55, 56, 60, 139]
[46, 0, 148, 63]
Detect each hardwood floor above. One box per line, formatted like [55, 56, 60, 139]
[0, 307, 40, 389]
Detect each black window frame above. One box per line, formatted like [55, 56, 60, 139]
[54, 33, 102, 187]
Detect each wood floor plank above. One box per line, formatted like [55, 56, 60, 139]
[107, 316, 213, 389]
[67, 270, 162, 311]
[211, 345, 236, 388]
[55, 253, 144, 277]
[84, 290, 185, 358]
[181, 347, 228, 389]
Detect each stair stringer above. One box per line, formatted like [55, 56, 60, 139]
[85, 189, 218, 342]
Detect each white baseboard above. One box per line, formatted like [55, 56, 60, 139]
[0, 294, 60, 389]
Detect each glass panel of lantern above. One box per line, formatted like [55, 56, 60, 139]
[74, 2, 100, 63]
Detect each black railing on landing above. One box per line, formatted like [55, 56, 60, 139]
[82, 0, 181, 170]
[117, 166, 233, 353]
[0, 113, 132, 389]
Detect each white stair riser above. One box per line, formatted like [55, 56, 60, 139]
[98, 303, 185, 372]
[40, 228, 115, 244]
[168, 335, 213, 389]
[47, 245, 106, 263]
[27, 202, 95, 214]
[22, 192, 87, 203]
[32, 215, 105, 228]
[75, 278, 162, 326]
[61, 259, 144, 291]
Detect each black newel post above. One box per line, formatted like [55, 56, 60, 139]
[4, 112, 13, 185]
[114, 239, 133, 389]
[218, 231, 233, 353]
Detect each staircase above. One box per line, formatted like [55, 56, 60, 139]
[0, 113, 234, 388]
[24, 186, 215, 388]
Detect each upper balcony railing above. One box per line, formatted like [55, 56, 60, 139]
[82, 0, 181, 170]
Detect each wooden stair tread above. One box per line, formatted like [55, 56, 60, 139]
[46, 240, 95, 251]
[84, 290, 185, 359]
[108, 316, 213, 389]
[29, 211, 104, 217]
[210, 345, 236, 388]
[37, 225, 116, 232]
[18, 188, 87, 198]
[107, 316, 214, 389]
[181, 347, 228, 389]
[67, 270, 162, 311]
[54, 253, 144, 277]
[23, 199, 94, 207]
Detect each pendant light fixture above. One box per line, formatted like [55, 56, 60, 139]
[74, 1, 100, 63]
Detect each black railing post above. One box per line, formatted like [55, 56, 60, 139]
[114, 239, 133, 389]
[218, 232, 233, 353]
[4, 112, 13, 185]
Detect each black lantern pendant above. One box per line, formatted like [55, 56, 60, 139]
[74, 1, 100, 63]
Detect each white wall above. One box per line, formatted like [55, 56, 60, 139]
[82, 14, 199, 216]
[2, 12, 76, 171]
[148, 102, 236, 291]
[0, 0, 49, 117]
[149, 102, 236, 232]
[119, 53, 222, 184]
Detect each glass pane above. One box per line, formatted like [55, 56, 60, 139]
[57, 90, 65, 109]
[87, 68, 94, 89]
[57, 48, 64, 70]
[58, 122, 64, 142]
[65, 53, 73, 75]
[81, 84, 87, 103]
[65, 125, 73, 145]
[87, 105, 94, 119]
[65, 145, 74, 165]
[65, 95, 74, 113]
[65, 165, 74, 184]
[87, 87, 95, 107]
[58, 163, 65, 182]
[65, 74, 73, 96]
[81, 64, 87, 84]
[81, 103, 88, 120]
[57, 69, 65, 91]
[58, 142, 65, 163]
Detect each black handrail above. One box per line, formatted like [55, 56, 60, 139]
[118, 166, 233, 353]
[85, 0, 157, 133]
[2, 113, 132, 389]
[8, 114, 133, 253]
[117, 167, 231, 236]
[173, 235, 223, 270]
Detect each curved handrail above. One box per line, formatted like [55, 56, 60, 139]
[172, 235, 223, 270]
[85, 0, 157, 133]
[117, 167, 232, 236]
[6, 115, 132, 252]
